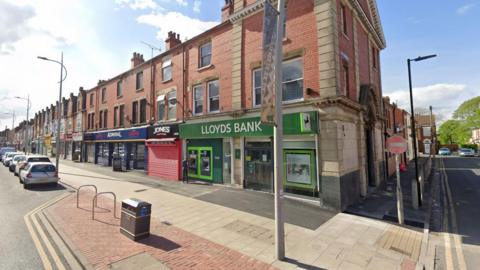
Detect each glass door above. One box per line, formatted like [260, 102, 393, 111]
[223, 141, 231, 183]
[187, 146, 213, 181]
[188, 148, 198, 176]
[244, 142, 273, 192]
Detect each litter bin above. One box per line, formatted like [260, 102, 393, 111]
[120, 198, 151, 241]
[112, 156, 123, 171]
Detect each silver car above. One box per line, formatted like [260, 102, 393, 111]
[3, 152, 24, 167]
[9, 154, 26, 174]
[20, 162, 59, 189]
[459, 148, 475, 157]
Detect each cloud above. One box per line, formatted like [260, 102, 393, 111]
[193, 0, 201, 13]
[174, 0, 188, 6]
[115, 0, 162, 10]
[137, 11, 218, 43]
[384, 83, 476, 122]
[456, 3, 475, 15]
[0, 1, 35, 54]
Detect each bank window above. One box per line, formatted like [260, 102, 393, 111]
[101, 88, 106, 103]
[193, 85, 203, 115]
[157, 95, 165, 121]
[167, 91, 177, 120]
[119, 105, 125, 127]
[114, 106, 118, 127]
[199, 42, 212, 68]
[252, 69, 262, 107]
[136, 71, 143, 90]
[162, 56, 172, 81]
[140, 99, 147, 123]
[282, 58, 304, 101]
[132, 101, 138, 124]
[208, 80, 219, 113]
[117, 80, 123, 97]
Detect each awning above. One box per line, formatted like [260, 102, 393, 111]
[146, 138, 176, 142]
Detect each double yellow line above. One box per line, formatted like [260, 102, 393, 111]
[440, 158, 467, 270]
[24, 193, 71, 270]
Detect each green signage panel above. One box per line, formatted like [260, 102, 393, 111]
[180, 112, 318, 139]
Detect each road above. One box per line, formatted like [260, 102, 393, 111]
[0, 163, 67, 270]
[436, 156, 480, 270]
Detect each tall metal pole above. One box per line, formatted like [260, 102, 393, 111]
[26, 95, 30, 153]
[55, 52, 64, 173]
[273, 0, 286, 260]
[407, 59, 421, 206]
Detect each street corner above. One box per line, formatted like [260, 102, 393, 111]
[42, 189, 278, 270]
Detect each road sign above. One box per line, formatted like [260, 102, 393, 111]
[387, 135, 407, 154]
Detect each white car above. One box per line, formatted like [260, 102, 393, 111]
[16, 155, 52, 178]
[20, 162, 59, 189]
[9, 154, 26, 174]
[3, 152, 24, 167]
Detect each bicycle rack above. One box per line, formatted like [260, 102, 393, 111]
[92, 192, 117, 220]
[76, 185, 98, 208]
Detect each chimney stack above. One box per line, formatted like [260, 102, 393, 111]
[165, 31, 182, 50]
[131, 52, 145, 68]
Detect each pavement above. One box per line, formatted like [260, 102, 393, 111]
[0, 162, 67, 270]
[26, 159, 428, 270]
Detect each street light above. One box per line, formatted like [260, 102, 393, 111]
[15, 95, 31, 153]
[37, 52, 67, 174]
[407, 54, 437, 207]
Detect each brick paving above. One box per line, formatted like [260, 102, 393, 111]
[47, 191, 277, 270]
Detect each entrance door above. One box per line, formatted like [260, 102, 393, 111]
[223, 141, 231, 183]
[244, 142, 273, 192]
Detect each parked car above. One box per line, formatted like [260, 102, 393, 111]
[459, 148, 475, 157]
[438, 148, 451, 156]
[0, 147, 16, 161]
[16, 155, 52, 177]
[3, 152, 24, 167]
[9, 154, 26, 173]
[19, 162, 59, 189]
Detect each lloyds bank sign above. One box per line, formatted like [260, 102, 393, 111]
[179, 112, 318, 139]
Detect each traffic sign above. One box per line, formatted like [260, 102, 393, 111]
[387, 135, 407, 154]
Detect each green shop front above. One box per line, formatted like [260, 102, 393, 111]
[179, 111, 320, 197]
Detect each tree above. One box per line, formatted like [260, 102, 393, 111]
[438, 120, 461, 145]
[453, 96, 480, 120]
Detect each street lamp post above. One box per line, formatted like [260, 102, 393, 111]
[407, 54, 436, 207]
[15, 95, 30, 153]
[2, 111, 15, 146]
[38, 53, 67, 174]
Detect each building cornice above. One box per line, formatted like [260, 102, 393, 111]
[349, 0, 386, 49]
[229, 0, 266, 24]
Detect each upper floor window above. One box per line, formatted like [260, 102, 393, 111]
[103, 110, 107, 128]
[372, 47, 377, 69]
[89, 93, 94, 107]
[136, 71, 143, 90]
[193, 85, 203, 115]
[157, 95, 165, 121]
[341, 4, 347, 36]
[114, 106, 118, 127]
[207, 80, 219, 113]
[140, 99, 147, 123]
[117, 80, 123, 97]
[119, 105, 125, 127]
[101, 88, 106, 103]
[162, 56, 172, 81]
[342, 64, 350, 97]
[167, 91, 177, 120]
[132, 101, 138, 124]
[253, 58, 304, 104]
[252, 69, 262, 107]
[99, 110, 104, 129]
[199, 42, 212, 68]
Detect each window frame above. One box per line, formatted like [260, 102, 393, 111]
[192, 85, 203, 115]
[162, 56, 172, 81]
[199, 42, 212, 68]
[103, 110, 108, 128]
[136, 71, 144, 91]
[207, 80, 220, 113]
[167, 91, 177, 120]
[113, 106, 118, 127]
[132, 101, 138, 125]
[140, 99, 147, 123]
[157, 95, 166, 122]
[341, 4, 348, 36]
[101, 88, 106, 103]
[281, 58, 304, 103]
[342, 64, 350, 97]
[252, 69, 262, 107]
[117, 80, 123, 98]
[119, 105, 125, 127]
[89, 93, 94, 107]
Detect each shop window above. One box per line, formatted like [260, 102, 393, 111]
[119, 105, 125, 127]
[157, 95, 165, 121]
[101, 88, 106, 103]
[117, 80, 123, 97]
[140, 99, 147, 123]
[167, 91, 177, 120]
[207, 80, 219, 113]
[162, 56, 172, 81]
[193, 85, 203, 115]
[114, 106, 118, 127]
[136, 71, 143, 90]
[199, 42, 212, 68]
[252, 69, 262, 107]
[132, 101, 138, 124]
[282, 58, 304, 101]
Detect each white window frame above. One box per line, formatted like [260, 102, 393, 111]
[207, 80, 220, 113]
[136, 71, 143, 90]
[193, 85, 203, 115]
[162, 56, 172, 81]
[252, 69, 262, 107]
[199, 42, 212, 68]
[281, 58, 304, 103]
[157, 95, 165, 122]
[167, 91, 177, 120]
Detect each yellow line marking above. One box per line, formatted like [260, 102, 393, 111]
[31, 212, 66, 270]
[442, 158, 467, 270]
[24, 193, 71, 270]
[440, 159, 454, 270]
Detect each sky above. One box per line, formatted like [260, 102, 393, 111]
[0, 0, 478, 130]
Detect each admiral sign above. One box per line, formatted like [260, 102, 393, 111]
[85, 127, 148, 141]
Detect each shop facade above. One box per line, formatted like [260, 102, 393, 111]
[85, 126, 148, 170]
[72, 132, 83, 162]
[146, 123, 182, 181]
[179, 111, 320, 198]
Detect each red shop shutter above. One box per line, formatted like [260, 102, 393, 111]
[147, 143, 180, 181]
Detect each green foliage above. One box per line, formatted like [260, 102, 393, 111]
[460, 144, 478, 150]
[438, 120, 471, 145]
[453, 96, 480, 120]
